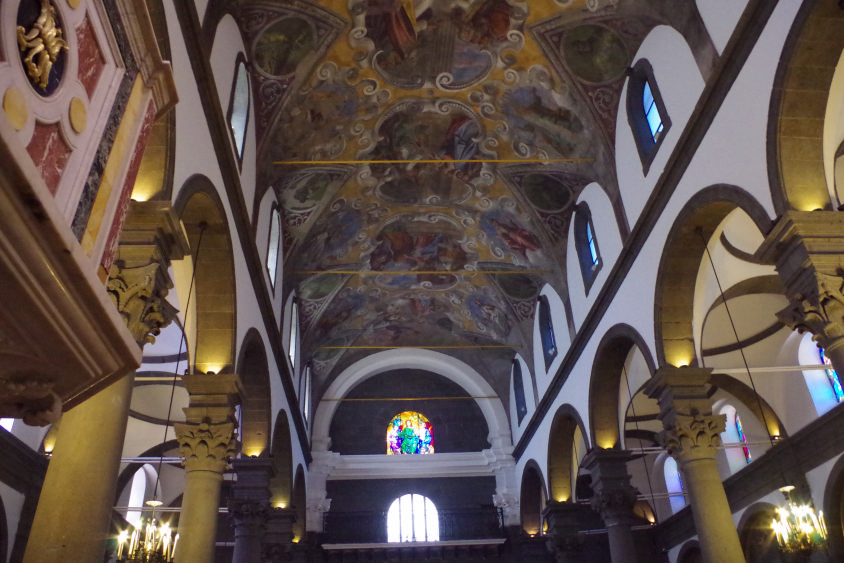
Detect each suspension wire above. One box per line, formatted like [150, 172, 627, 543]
[622, 360, 658, 523]
[151, 221, 207, 503]
[697, 229, 775, 449]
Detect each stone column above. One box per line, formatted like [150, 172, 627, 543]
[645, 366, 744, 563]
[174, 373, 243, 563]
[264, 507, 297, 562]
[543, 501, 590, 563]
[758, 211, 844, 375]
[581, 449, 639, 563]
[23, 202, 186, 563]
[230, 457, 273, 563]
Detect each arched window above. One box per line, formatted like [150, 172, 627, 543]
[387, 411, 434, 455]
[538, 296, 557, 370]
[573, 204, 601, 290]
[513, 359, 527, 424]
[627, 59, 671, 174]
[734, 413, 751, 464]
[819, 347, 844, 403]
[387, 494, 439, 542]
[664, 456, 685, 514]
[267, 206, 281, 288]
[227, 57, 250, 163]
[288, 299, 298, 368]
[301, 362, 311, 424]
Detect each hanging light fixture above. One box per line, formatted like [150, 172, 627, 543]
[697, 228, 827, 554]
[116, 500, 178, 562]
[771, 486, 828, 553]
[115, 222, 207, 562]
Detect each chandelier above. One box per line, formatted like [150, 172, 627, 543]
[771, 486, 827, 554]
[116, 501, 178, 562]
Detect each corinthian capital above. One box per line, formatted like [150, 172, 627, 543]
[661, 411, 726, 463]
[776, 271, 844, 343]
[107, 262, 178, 346]
[175, 421, 238, 473]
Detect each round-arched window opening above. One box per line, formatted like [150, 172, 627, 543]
[387, 494, 439, 542]
[386, 411, 433, 455]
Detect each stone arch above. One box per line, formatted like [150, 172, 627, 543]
[292, 464, 307, 542]
[174, 176, 237, 375]
[737, 502, 779, 563]
[677, 540, 702, 563]
[236, 328, 271, 456]
[654, 185, 771, 367]
[313, 349, 511, 452]
[270, 410, 293, 508]
[823, 452, 844, 560]
[547, 404, 587, 504]
[768, 0, 844, 214]
[520, 460, 547, 536]
[709, 373, 787, 440]
[589, 324, 656, 449]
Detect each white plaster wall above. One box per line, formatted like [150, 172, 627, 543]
[696, 0, 749, 55]
[210, 15, 258, 217]
[825, 50, 844, 206]
[164, 2, 307, 471]
[566, 182, 623, 329]
[616, 26, 705, 229]
[0, 483, 24, 562]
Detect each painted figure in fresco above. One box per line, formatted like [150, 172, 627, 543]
[500, 85, 584, 156]
[488, 215, 540, 258]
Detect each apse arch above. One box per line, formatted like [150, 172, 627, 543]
[236, 328, 271, 457]
[589, 324, 656, 450]
[173, 176, 237, 375]
[312, 348, 511, 452]
[270, 410, 293, 509]
[547, 404, 587, 504]
[653, 185, 771, 368]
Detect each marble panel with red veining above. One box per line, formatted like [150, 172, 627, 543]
[27, 121, 72, 195]
[76, 15, 105, 99]
[100, 99, 156, 272]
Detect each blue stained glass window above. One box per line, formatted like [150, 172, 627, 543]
[734, 413, 751, 463]
[819, 348, 844, 402]
[387, 412, 434, 455]
[585, 221, 598, 267]
[538, 296, 557, 369]
[643, 81, 663, 141]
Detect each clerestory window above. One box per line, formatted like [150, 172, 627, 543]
[627, 59, 670, 175]
[538, 296, 557, 370]
[227, 57, 251, 165]
[573, 203, 601, 291]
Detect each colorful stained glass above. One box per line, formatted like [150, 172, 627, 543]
[734, 413, 751, 463]
[819, 348, 844, 403]
[387, 411, 434, 455]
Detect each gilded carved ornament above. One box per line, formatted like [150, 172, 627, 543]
[106, 262, 178, 347]
[776, 271, 844, 344]
[175, 421, 239, 473]
[16, 0, 68, 89]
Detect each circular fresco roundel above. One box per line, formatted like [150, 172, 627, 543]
[562, 24, 629, 85]
[16, 0, 69, 96]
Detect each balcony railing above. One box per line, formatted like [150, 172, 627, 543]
[323, 506, 504, 544]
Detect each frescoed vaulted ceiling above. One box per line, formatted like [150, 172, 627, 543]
[237, 0, 701, 403]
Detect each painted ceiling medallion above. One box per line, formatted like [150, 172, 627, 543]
[16, 0, 68, 93]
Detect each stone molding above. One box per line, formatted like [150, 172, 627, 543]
[776, 270, 844, 345]
[660, 411, 726, 463]
[107, 261, 178, 346]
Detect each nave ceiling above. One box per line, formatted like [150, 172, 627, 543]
[232, 0, 702, 403]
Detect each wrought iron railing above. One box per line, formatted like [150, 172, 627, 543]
[323, 506, 504, 544]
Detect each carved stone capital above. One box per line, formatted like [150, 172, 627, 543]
[776, 271, 844, 345]
[175, 421, 238, 474]
[107, 262, 178, 347]
[228, 499, 269, 529]
[660, 411, 726, 464]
